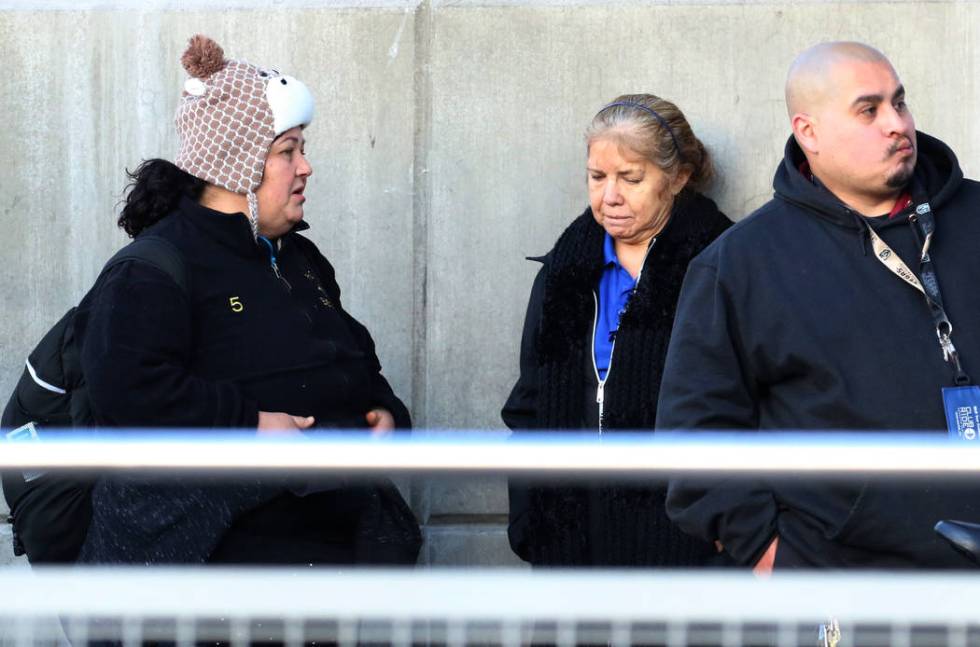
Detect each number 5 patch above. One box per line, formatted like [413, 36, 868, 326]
[229, 296, 244, 313]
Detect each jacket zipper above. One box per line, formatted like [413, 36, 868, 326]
[258, 236, 292, 292]
[590, 241, 655, 435]
[591, 291, 612, 435]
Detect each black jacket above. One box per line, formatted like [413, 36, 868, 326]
[659, 132, 980, 569]
[504, 194, 732, 566]
[74, 197, 418, 565]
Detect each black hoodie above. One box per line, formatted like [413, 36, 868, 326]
[658, 132, 980, 569]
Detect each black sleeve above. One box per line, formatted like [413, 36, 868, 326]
[502, 264, 547, 562]
[78, 261, 259, 430]
[501, 265, 546, 431]
[343, 313, 412, 430]
[300, 237, 412, 430]
[656, 257, 778, 566]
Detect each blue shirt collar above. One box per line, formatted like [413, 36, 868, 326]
[603, 232, 658, 270]
[602, 232, 621, 268]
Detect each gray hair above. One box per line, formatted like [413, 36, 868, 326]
[586, 94, 714, 192]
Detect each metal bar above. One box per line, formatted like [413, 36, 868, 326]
[5, 569, 980, 624]
[1, 432, 978, 475]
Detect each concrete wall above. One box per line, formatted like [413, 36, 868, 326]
[1, 0, 978, 567]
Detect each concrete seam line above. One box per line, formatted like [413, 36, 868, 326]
[411, 0, 433, 430]
[0, 0, 423, 10]
[409, 0, 435, 538]
[426, 0, 966, 6]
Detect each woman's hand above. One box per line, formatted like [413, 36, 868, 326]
[365, 408, 395, 437]
[257, 411, 315, 435]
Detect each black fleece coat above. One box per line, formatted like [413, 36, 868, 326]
[503, 193, 732, 566]
[74, 197, 419, 566]
[660, 132, 980, 569]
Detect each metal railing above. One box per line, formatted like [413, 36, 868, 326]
[1, 431, 978, 476]
[3, 432, 979, 646]
[3, 568, 980, 646]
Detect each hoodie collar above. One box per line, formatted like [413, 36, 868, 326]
[177, 196, 311, 256]
[773, 131, 963, 230]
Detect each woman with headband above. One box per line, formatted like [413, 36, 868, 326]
[503, 94, 732, 567]
[70, 35, 420, 567]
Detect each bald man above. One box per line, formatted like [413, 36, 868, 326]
[657, 42, 980, 569]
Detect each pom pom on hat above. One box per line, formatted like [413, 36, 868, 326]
[181, 35, 227, 79]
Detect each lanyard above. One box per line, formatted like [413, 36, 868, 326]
[865, 202, 971, 386]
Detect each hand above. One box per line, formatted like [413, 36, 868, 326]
[365, 408, 395, 437]
[753, 536, 779, 577]
[257, 411, 315, 436]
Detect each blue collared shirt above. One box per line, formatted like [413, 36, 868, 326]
[594, 233, 650, 380]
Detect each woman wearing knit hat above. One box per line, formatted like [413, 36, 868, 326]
[72, 35, 420, 566]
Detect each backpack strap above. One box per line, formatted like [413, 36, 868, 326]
[100, 235, 188, 295]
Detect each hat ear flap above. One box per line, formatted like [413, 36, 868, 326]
[181, 34, 227, 79]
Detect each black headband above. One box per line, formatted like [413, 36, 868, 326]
[599, 101, 687, 163]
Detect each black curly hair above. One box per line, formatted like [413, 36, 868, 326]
[117, 159, 206, 237]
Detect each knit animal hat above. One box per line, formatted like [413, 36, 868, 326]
[174, 35, 314, 234]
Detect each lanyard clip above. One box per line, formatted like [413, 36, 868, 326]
[938, 325, 973, 386]
[939, 329, 956, 362]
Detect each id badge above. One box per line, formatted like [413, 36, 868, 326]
[5, 421, 39, 442]
[4, 422, 45, 482]
[942, 386, 980, 441]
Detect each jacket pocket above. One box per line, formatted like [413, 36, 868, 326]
[829, 481, 980, 564]
[826, 481, 871, 542]
[773, 481, 867, 543]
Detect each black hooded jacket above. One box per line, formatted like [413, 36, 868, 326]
[659, 132, 980, 568]
[503, 193, 732, 566]
[73, 198, 418, 565]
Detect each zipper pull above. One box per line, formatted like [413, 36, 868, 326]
[597, 381, 605, 435]
[259, 236, 292, 292]
[270, 258, 292, 291]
